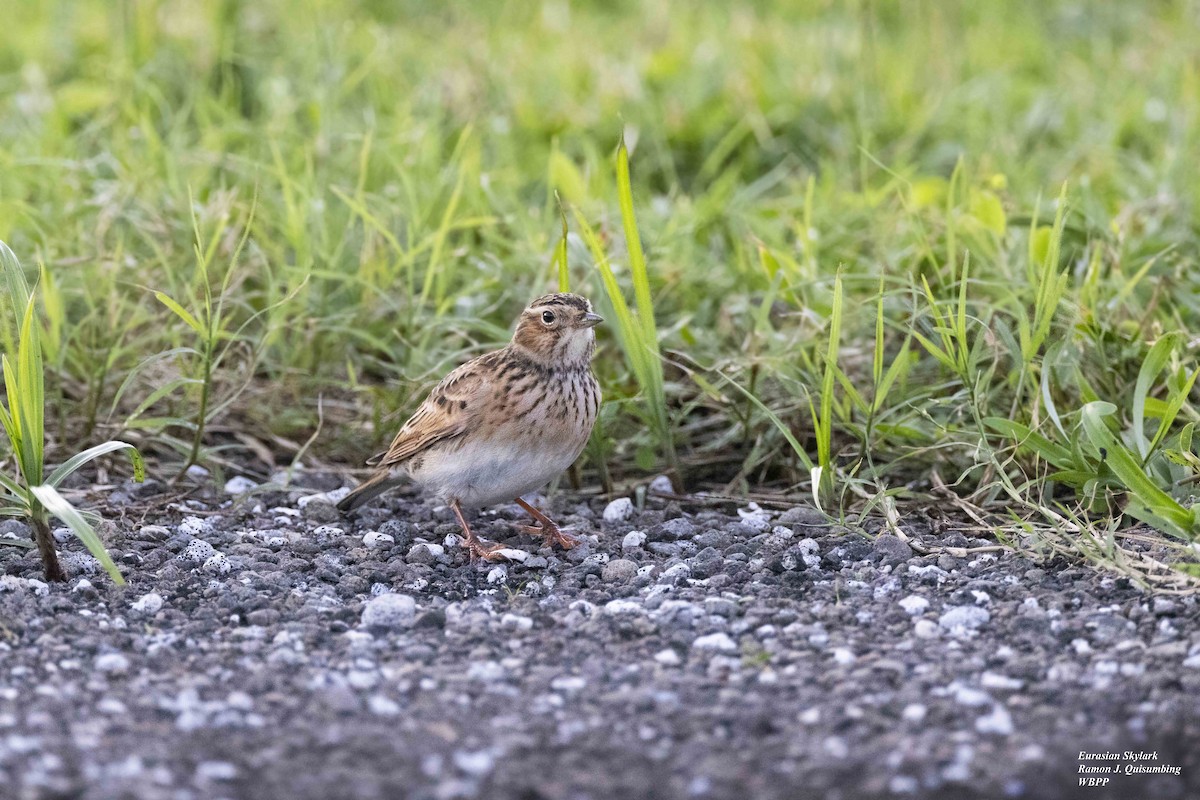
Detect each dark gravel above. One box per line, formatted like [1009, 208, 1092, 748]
[1, 474, 1198, 800]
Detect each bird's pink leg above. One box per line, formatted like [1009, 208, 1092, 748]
[514, 498, 578, 550]
[451, 500, 507, 562]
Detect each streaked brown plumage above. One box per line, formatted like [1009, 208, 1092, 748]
[338, 293, 602, 561]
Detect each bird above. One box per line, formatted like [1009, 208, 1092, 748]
[337, 292, 603, 561]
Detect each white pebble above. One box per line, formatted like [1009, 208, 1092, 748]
[654, 649, 681, 666]
[622, 530, 647, 550]
[692, 632, 737, 652]
[898, 595, 930, 616]
[203, 553, 231, 574]
[72, 579, 94, 594]
[736, 502, 771, 532]
[831, 647, 855, 665]
[913, 619, 939, 638]
[453, 750, 495, 777]
[297, 487, 351, 508]
[603, 498, 635, 523]
[954, 686, 991, 707]
[496, 548, 529, 562]
[980, 672, 1024, 690]
[901, 703, 927, 722]
[486, 566, 508, 585]
[131, 592, 164, 615]
[550, 676, 586, 692]
[223, 476, 258, 495]
[975, 704, 1015, 736]
[95, 653, 130, 674]
[360, 593, 417, 629]
[178, 516, 212, 537]
[648, 475, 674, 494]
[362, 531, 395, 548]
[181, 539, 216, 562]
[604, 599, 643, 616]
[367, 695, 401, 717]
[938, 605, 990, 633]
[195, 761, 237, 782]
[500, 613, 533, 631]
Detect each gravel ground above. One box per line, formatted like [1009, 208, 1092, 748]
[1, 473, 1199, 800]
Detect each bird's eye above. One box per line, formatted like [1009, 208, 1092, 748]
[541, 310, 556, 324]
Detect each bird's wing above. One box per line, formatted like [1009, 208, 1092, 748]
[366, 355, 496, 469]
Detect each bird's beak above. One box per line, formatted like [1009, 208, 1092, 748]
[581, 312, 604, 328]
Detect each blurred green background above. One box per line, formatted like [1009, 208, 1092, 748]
[1, 1, 1198, 558]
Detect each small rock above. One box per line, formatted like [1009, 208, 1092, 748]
[604, 599, 643, 616]
[453, 750, 494, 777]
[407, 543, 443, 564]
[362, 531, 395, 548]
[649, 475, 675, 494]
[550, 676, 586, 692]
[872, 534, 913, 565]
[500, 613, 533, 631]
[367, 695, 401, 717]
[622, 530, 647, 550]
[297, 487, 351, 508]
[705, 598, 737, 618]
[913, 619, 939, 638]
[303, 501, 340, 524]
[976, 705, 1015, 736]
[603, 498, 635, 523]
[180, 540, 216, 563]
[602, 558, 638, 583]
[361, 593, 417, 629]
[223, 476, 258, 495]
[901, 704, 927, 722]
[954, 686, 991, 707]
[692, 632, 737, 653]
[939, 605, 990, 633]
[659, 518, 697, 540]
[61, 552, 101, 575]
[778, 506, 824, 526]
[95, 653, 130, 674]
[203, 553, 231, 574]
[131, 592, 164, 615]
[981, 672, 1024, 691]
[654, 649, 682, 666]
[898, 595, 930, 616]
[736, 503, 771, 532]
[195, 761, 237, 782]
[486, 566, 508, 584]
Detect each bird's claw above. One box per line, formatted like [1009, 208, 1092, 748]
[520, 522, 579, 550]
[465, 539, 510, 563]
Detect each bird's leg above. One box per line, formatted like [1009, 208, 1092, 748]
[514, 497, 578, 550]
[451, 500, 507, 562]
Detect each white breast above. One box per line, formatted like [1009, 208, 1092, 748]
[409, 434, 583, 508]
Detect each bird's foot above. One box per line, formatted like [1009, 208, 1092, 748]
[519, 520, 579, 550]
[464, 536, 510, 562]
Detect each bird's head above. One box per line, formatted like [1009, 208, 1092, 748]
[511, 292, 603, 368]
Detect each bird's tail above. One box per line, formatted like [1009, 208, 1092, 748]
[337, 471, 402, 513]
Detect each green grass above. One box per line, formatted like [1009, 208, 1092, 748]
[1, 0, 1199, 585]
